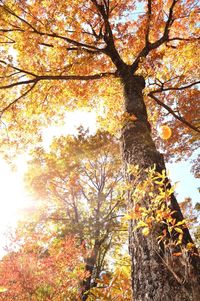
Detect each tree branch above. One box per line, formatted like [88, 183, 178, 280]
[0, 71, 117, 113]
[145, 0, 152, 45]
[0, 78, 37, 89]
[0, 60, 37, 77]
[0, 82, 37, 116]
[32, 30, 104, 52]
[90, 0, 125, 70]
[148, 92, 200, 133]
[0, 71, 117, 89]
[152, 80, 200, 93]
[0, 2, 105, 53]
[0, 28, 23, 32]
[0, 2, 37, 31]
[131, 0, 179, 73]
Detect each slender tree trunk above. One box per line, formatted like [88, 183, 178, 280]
[81, 199, 102, 301]
[120, 70, 200, 301]
[81, 240, 99, 301]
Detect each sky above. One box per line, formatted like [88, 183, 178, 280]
[0, 111, 199, 257]
[0, 111, 97, 257]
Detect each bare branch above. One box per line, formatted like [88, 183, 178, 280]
[33, 30, 104, 52]
[0, 28, 23, 32]
[168, 37, 200, 42]
[0, 71, 20, 79]
[0, 78, 37, 89]
[0, 40, 15, 44]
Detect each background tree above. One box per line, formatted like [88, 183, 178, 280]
[179, 198, 200, 249]
[0, 231, 86, 301]
[0, 1, 199, 300]
[25, 130, 127, 300]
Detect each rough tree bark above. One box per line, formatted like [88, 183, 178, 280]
[0, 2, 199, 300]
[120, 68, 200, 301]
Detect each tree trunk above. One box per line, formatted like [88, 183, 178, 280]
[81, 240, 99, 301]
[120, 70, 200, 301]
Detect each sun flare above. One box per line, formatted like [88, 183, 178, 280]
[0, 110, 97, 255]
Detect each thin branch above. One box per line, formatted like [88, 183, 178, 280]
[32, 30, 104, 52]
[168, 37, 200, 42]
[39, 42, 54, 48]
[166, 36, 200, 48]
[152, 80, 200, 93]
[0, 71, 20, 78]
[131, 0, 179, 73]
[0, 34, 15, 43]
[37, 72, 117, 82]
[0, 71, 117, 114]
[145, 0, 152, 45]
[0, 118, 9, 139]
[0, 60, 37, 77]
[0, 40, 14, 44]
[0, 2, 105, 53]
[148, 92, 200, 133]
[65, 46, 101, 54]
[0, 2, 38, 32]
[0, 28, 23, 32]
[103, 200, 121, 221]
[0, 31, 103, 54]
[82, 168, 99, 190]
[17, 1, 46, 28]
[0, 82, 37, 116]
[90, 0, 125, 69]
[0, 71, 117, 90]
[0, 78, 37, 89]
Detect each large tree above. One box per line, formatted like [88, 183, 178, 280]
[0, 0, 199, 300]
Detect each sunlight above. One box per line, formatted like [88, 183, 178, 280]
[0, 110, 199, 258]
[42, 110, 97, 150]
[0, 158, 30, 223]
[0, 158, 34, 257]
[0, 110, 97, 256]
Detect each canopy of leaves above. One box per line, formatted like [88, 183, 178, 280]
[22, 130, 128, 296]
[0, 1, 199, 299]
[0, 0, 199, 167]
[0, 233, 86, 301]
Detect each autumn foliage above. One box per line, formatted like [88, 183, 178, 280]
[0, 0, 199, 300]
[0, 232, 86, 301]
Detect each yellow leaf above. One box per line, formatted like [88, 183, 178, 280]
[175, 220, 186, 227]
[174, 227, 183, 234]
[186, 243, 194, 250]
[142, 227, 150, 236]
[137, 221, 148, 228]
[0, 287, 7, 293]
